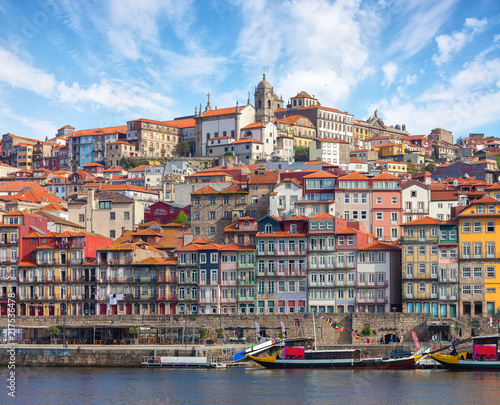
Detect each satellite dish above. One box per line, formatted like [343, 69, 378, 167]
[148, 161, 154, 165]
[155, 161, 161, 166]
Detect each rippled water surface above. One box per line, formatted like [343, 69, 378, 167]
[4, 367, 500, 404]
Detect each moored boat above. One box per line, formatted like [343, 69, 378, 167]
[247, 337, 422, 370]
[429, 335, 500, 371]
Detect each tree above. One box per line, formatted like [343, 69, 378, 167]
[496, 156, 500, 170]
[422, 163, 435, 173]
[175, 141, 190, 157]
[173, 211, 188, 224]
[407, 161, 418, 175]
[129, 327, 139, 338]
[48, 326, 60, 338]
[224, 151, 234, 156]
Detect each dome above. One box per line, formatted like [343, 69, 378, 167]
[257, 73, 272, 90]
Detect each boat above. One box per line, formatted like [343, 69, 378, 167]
[246, 337, 422, 370]
[429, 335, 500, 371]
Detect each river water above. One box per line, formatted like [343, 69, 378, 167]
[4, 367, 500, 404]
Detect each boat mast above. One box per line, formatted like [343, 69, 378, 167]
[312, 313, 317, 351]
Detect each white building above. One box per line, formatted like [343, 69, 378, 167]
[269, 178, 303, 217]
[401, 180, 430, 223]
[240, 122, 278, 158]
[207, 136, 235, 157]
[194, 102, 255, 157]
[233, 138, 264, 164]
[348, 158, 369, 173]
[309, 138, 350, 167]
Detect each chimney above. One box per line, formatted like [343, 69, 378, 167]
[121, 227, 125, 236]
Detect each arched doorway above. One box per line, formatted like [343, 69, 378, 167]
[383, 333, 400, 343]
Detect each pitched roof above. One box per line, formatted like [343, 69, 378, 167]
[359, 241, 401, 251]
[303, 170, 337, 179]
[403, 216, 441, 226]
[233, 138, 263, 144]
[161, 118, 196, 128]
[372, 172, 400, 180]
[70, 125, 126, 137]
[309, 212, 334, 219]
[192, 185, 219, 195]
[248, 171, 279, 184]
[338, 172, 369, 181]
[202, 106, 242, 117]
[0, 181, 46, 193]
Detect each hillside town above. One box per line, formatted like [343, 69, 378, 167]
[1, 74, 500, 327]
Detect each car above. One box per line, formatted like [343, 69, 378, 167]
[389, 349, 412, 359]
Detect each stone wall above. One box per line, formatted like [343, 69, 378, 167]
[1, 314, 491, 346]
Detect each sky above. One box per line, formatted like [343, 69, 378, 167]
[0, 0, 499, 142]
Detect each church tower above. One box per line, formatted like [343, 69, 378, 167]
[254, 74, 283, 123]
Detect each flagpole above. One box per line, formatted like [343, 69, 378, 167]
[312, 313, 317, 351]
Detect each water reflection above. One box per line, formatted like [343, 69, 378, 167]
[7, 367, 500, 404]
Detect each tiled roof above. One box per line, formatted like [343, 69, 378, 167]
[303, 170, 337, 179]
[372, 172, 400, 180]
[0, 181, 46, 193]
[248, 171, 279, 184]
[309, 212, 334, 219]
[202, 106, 242, 117]
[161, 118, 196, 128]
[403, 216, 441, 226]
[70, 125, 126, 137]
[283, 215, 309, 221]
[83, 163, 104, 168]
[192, 185, 219, 195]
[256, 231, 307, 237]
[350, 158, 366, 164]
[471, 196, 500, 204]
[359, 241, 401, 251]
[242, 122, 266, 129]
[233, 138, 263, 144]
[103, 166, 125, 172]
[338, 172, 369, 180]
[221, 184, 247, 194]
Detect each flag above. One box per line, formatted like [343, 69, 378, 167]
[303, 314, 307, 318]
[281, 321, 285, 335]
[320, 316, 324, 319]
[356, 334, 359, 339]
[411, 330, 421, 351]
[255, 321, 260, 338]
[340, 327, 344, 332]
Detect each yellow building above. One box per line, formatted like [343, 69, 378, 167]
[15, 143, 34, 170]
[485, 184, 500, 201]
[379, 142, 404, 157]
[276, 115, 315, 148]
[401, 216, 442, 316]
[374, 160, 407, 175]
[458, 196, 500, 316]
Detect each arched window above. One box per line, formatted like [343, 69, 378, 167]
[258, 100, 262, 109]
[265, 224, 273, 233]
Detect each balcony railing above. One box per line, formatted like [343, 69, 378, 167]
[237, 261, 256, 268]
[220, 297, 237, 303]
[237, 294, 256, 301]
[199, 297, 217, 303]
[237, 278, 256, 285]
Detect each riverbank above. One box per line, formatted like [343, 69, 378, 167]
[0, 341, 453, 367]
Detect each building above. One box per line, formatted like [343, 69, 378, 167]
[254, 74, 285, 123]
[1, 133, 38, 167]
[429, 128, 453, 145]
[105, 141, 137, 167]
[190, 184, 248, 241]
[276, 115, 315, 148]
[233, 138, 264, 163]
[126, 119, 181, 159]
[269, 178, 303, 218]
[457, 196, 500, 317]
[402, 180, 430, 223]
[68, 190, 145, 239]
[309, 138, 350, 167]
[224, 216, 258, 246]
[256, 215, 308, 315]
[431, 161, 498, 184]
[246, 167, 279, 219]
[401, 216, 442, 316]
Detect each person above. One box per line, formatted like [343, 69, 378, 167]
[389, 335, 393, 343]
[380, 336, 385, 345]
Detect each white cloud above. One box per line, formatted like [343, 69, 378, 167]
[236, 0, 373, 108]
[433, 17, 487, 65]
[0, 47, 175, 118]
[405, 74, 418, 85]
[369, 55, 500, 135]
[382, 62, 398, 87]
[389, 0, 457, 58]
[0, 102, 56, 140]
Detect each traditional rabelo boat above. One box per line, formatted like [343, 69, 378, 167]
[430, 335, 500, 371]
[247, 337, 422, 370]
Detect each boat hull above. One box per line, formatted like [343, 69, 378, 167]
[247, 353, 421, 370]
[430, 353, 500, 371]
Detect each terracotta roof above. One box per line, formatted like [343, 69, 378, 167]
[309, 212, 334, 219]
[135, 257, 172, 265]
[221, 184, 247, 194]
[350, 158, 366, 164]
[248, 171, 279, 184]
[191, 185, 219, 195]
[128, 165, 147, 172]
[103, 166, 125, 172]
[233, 138, 263, 144]
[256, 231, 307, 237]
[83, 163, 104, 168]
[202, 106, 242, 117]
[430, 191, 458, 201]
[315, 137, 349, 144]
[359, 241, 401, 251]
[191, 237, 210, 244]
[282, 215, 309, 221]
[161, 118, 196, 128]
[372, 172, 400, 180]
[0, 181, 46, 193]
[471, 196, 500, 204]
[186, 171, 231, 177]
[402, 216, 441, 226]
[304, 161, 326, 165]
[338, 172, 369, 181]
[70, 125, 126, 138]
[303, 170, 337, 179]
[242, 122, 266, 129]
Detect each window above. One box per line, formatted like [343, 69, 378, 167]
[110, 230, 115, 238]
[210, 227, 215, 235]
[431, 228, 438, 237]
[200, 253, 207, 264]
[462, 267, 471, 278]
[194, 212, 200, 220]
[124, 211, 130, 220]
[462, 285, 471, 294]
[406, 246, 414, 255]
[193, 197, 200, 205]
[419, 283, 426, 293]
[376, 212, 382, 220]
[461, 221, 470, 233]
[79, 214, 84, 222]
[486, 221, 495, 233]
[406, 228, 414, 237]
[462, 242, 471, 258]
[473, 221, 482, 233]
[473, 242, 482, 259]
[486, 266, 496, 278]
[473, 267, 482, 278]
[487, 242, 495, 258]
[209, 211, 216, 219]
[376, 197, 382, 204]
[474, 285, 482, 295]
[418, 246, 425, 255]
[344, 194, 350, 204]
[431, 245, 438, 255]
[419, 263, 426, 273]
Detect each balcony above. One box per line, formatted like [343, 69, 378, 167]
[237, 278, 256, 285]
[199, 297, 217, 304]
[124, 294, 133, 301]
[69, 258, 83, 265]
[199, 279, 213, 286]
[220, 297, 237, 303]
[237, 261, 256, 268]
[237, 294, 256, 301]
[404, 208, 428, 214]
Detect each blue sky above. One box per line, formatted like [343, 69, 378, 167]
[0, 0, 499, 141]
